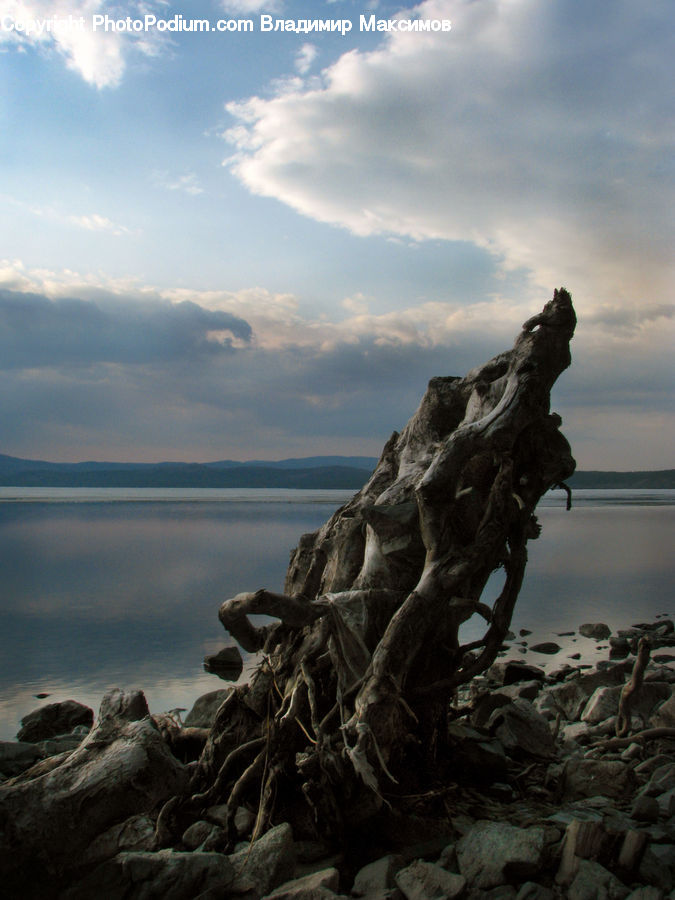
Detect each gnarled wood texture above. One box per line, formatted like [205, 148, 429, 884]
[194, 287, 577, 841]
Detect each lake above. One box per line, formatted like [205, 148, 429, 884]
[1, 487, 673, 740]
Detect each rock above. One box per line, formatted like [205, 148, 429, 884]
[556, 818, 610, 886]
[182, 820, 219, 850]
[487, 699, 555, 758]
[78, 813, 157, 870]
[456, 820, 545, 889]
[61, 849, 236, 900]
[395, 859, 466, 900]
[184, 689, 232, 728]
[488, 661, 546, 686]
[656, 788, 675, 818]
[624, 888, 665, 900]
[642, 764, 675, 797]
[563, 758, 637, 801]
[496, 680, 542, 702]
[264, 867, 341, 899]
[581, 686, 622, 724]
[639, 845, 673, 892]
[471, 693, 512, 729]
[99, 688, 150, 722]
[16, 699, 94, 743]
[0, 690, 187, 894]
[203, 645, 244, 681]
[234, 805, 257, 837]
[529, 642, 561, 655]
[617, 829, 648, 873]
[37, 732, 87, 758]
[567, 859, 629, 900]
[547, 662, 633, 720]
[0, 740, 44, 777]
[621, 742, 643, 762]
[515, 884, 555, 900]
[632, 795, 660, 823]
[520, 629, 532, 637]
[579, 623, 611, 640]
[650, 693, 675, 727]
[228, 822, 296, 896]
[352, 854, 404, 897]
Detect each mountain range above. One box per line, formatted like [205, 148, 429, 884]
[0, 453, 673, 489]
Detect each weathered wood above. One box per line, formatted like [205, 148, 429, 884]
[197, 288, 577, 840]
[616, 636, 651, 737]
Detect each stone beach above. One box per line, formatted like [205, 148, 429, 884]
[2, 616, 675, 899]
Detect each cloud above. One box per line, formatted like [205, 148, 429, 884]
[151, 171, 204, 196]
[67, 213, 132, 235]
[223, 0, 675, 312]
[0, 0, 168, 88]
[0, 262, 672, 467]
[219, 0, 281, 13]
[294, 42, 318, 75]
[0, 287, 253, 369]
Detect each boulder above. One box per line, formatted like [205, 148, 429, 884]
[487, 699, 555, 758]
[16, 699, 93, 743]
[184, 689, 232, 728]
[567, 859, 629, 900]
[0, 740, 44, 777]
[547, 663, 632, 720]
[352, 854, 404, 897]
[515, 884, 555, 899]
[650, 692, 675, 727]
[456, 820, 546, 889]
[641, 763, 675, 798]
[563, 758, 637, 801]
[529, 642, 561, 655]
[61, 849, 236, 900]
[395, 859, 466, 900]
[579, 624, 611, 640]
[203, 645, 243, 681]
[488, 661, 546, 685]
[581, 686, 622, 724]
[263, 867, 341, 899]
[228, 822, 296, 896]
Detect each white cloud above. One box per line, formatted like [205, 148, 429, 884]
[151, 171, 204, 196]
[294, 42, 317, 75]
[0, 0, 167, 88]
[223, 0, 675, 314]
[219, 0, 281, 13]
[68, 213, 131, 235]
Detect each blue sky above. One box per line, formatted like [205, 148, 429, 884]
[0, 0, 673, 467]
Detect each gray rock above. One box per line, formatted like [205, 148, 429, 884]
[632, 795, 660, 823]
[99, 688, 150, 722]
[0, 740, 44, 776]
[639, 845, 673, 892]
[184, 689, 232, 728]
[203, 645, 243, 681]
[567, 859, 629, 900]
[352, 854, 404, 896]
[515, 884, 555, 900]
[487, 699, 555, 758]
[547, 662, 632, 720]
[529, 642, 561, 655]
[182, 820, 219, 850]
[496, 680, 542, 702]
[657, 788, 675, 818]
[488, 661, 546, 686]
[37, 732, 86, 757]
[395, 859, 466, 900]
[563, 758, 637, 801]
[17, 699, 94, 742]
[581, 686, 622, 724]
[650, 693, 675, 727]
[61, 849, 236, 900]
[624, 887, 665, 900]
[229, 822, 296, 896]
[263, 866, 340, 899]
[642, 764, 675, 798]
[579, 623, 611, 640]
[456, 820, 545, 889]
[78, 814, 156, 870]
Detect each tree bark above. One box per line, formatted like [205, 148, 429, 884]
[193, 287, 577, 841]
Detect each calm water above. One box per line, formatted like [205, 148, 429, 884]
[0, 488, 673, 740]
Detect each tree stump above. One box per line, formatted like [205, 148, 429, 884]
[191, 287, 577, 843]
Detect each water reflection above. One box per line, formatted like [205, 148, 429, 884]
[0, 491, 673, 739]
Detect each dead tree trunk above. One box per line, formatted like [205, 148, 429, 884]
[190, 288, 577, 842]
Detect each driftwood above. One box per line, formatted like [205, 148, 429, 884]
[0, 690, 187, 894]
[186, 288, 577, 843]
[616, 636, 651, 737]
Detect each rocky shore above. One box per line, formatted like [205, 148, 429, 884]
[2, 617, 675, 899]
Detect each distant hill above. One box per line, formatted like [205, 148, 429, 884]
[0, 453, 672, 489]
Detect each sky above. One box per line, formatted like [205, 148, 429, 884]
[0, 0, 673, 468]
